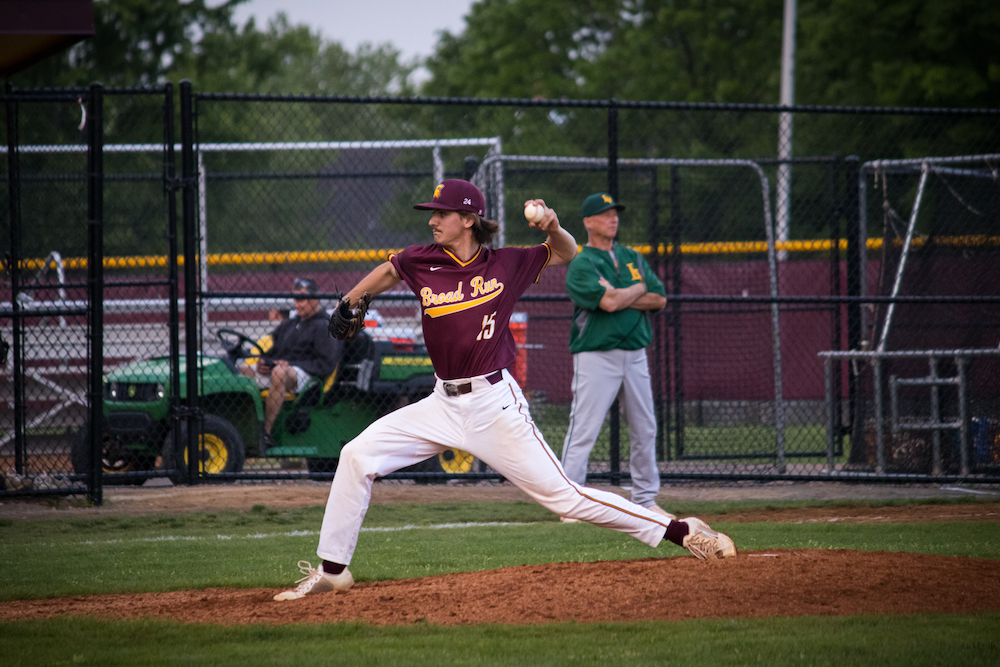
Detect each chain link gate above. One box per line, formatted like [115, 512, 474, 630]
[2, 84, 182, 502]
[2, 86, 90, 499]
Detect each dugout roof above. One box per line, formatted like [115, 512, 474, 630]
[0, 0, 94, 78]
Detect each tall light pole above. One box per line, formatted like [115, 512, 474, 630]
[776, 0, 798, 261]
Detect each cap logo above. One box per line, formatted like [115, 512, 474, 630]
[463, 197, 472, 205]
[602, 194, 613, 204]
[434, 184, 444, 199]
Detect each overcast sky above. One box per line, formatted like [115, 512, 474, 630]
[226, 0, 478, 62]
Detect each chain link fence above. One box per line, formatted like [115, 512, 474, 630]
[3, 85, 999, 502]
[2, 85, 180, 500]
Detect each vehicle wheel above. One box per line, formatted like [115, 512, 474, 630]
[306, 458, 339, 478]
[71, 424, 153, 485]
[438, 448, 476, 474]
[406, 447, 477, 483]
[163, 414, 246, 483]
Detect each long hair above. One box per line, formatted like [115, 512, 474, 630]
[461, 212, 501, 246]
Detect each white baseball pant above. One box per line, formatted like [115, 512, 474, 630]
[561, 348, 661, 508]
[317, 368, 669, 565]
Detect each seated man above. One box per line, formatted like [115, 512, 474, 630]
[240, 278, 342, 449]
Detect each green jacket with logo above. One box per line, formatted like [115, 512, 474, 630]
[565, 244, 665, 354]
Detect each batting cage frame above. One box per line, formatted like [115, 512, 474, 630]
[821, 153, 1000, 481]
[3, 84, 1000, 503]
[480, 154, 796, 470]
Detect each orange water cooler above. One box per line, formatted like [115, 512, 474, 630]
[509, 312, 528, 386]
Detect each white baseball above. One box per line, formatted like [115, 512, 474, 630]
[524, 203, 546, 224]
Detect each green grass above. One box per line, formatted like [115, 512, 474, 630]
[3, 614, 999, 666]
[1, 497, 998, 665]
[682, 425, 845, 459]
[531, 403, 848, 465]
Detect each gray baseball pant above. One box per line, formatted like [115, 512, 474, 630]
[560, 348, 660, 507]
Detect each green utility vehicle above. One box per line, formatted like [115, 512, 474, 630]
[72, 328, 474, 482]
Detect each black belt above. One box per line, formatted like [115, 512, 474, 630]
[442, 370, 504, 396]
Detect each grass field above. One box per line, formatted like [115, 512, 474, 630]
[531, 403, 848, 466]
[2, 497, 999, 665]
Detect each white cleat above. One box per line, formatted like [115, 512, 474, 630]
[645, 504, 677, 521]
[273, 560, 354, 601]
[680, 517, 737, 560]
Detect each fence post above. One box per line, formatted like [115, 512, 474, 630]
[5, 82, 26, 476]
[607, 101, 621, 486]
[669, 165, 684, 460]
[828, 156, 843, 455]
[648, 167, 667, 463]
[86, 82, 105, 505]
[180, 80, 201, 483]
[844, 156, 865, 464]
[164, 82, 183, 481]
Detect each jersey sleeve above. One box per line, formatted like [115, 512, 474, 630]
[531, 243, 552, 283]
[497, 244, 552, 297]
[388, 248, 405, 280]
[565, 254, 606, 311]
[639, 254, 666, 297]
[389, 246, 420, 292]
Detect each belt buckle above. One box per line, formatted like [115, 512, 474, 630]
[443, 381, 471, 396]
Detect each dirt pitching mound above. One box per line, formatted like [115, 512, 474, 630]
[4, 550, 1000, 626]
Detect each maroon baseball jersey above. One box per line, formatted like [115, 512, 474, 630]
[390, 243, 551, 380]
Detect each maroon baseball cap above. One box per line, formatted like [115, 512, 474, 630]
[413, 179, 485, 216]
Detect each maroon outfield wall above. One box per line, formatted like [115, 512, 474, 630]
[518, 257, 856, 405]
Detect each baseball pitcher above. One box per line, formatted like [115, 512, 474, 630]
[274, 180, 735, 601]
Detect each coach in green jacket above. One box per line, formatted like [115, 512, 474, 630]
[560, 193, 672, 520]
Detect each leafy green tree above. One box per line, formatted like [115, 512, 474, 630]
[798, 0, 1000, 109]
[11, 0, 240, 88]
[425, 0, 1000, 107]
[11, 0, 417, 96]
[186, 15, 417, 96]
[423, 0, 784, 103]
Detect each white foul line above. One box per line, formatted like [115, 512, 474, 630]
[940, 486, 1000, 496]
[68, 521, 533, 547]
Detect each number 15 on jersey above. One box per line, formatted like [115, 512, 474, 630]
[477, 312, 496, 341]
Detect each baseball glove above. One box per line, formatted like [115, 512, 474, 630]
[328, 292, 372, 340]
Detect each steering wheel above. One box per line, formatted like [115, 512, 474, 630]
[216, 328, 265, 361]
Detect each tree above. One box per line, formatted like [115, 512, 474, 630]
[11, 0, 240, 88]
[10, 0, 417, 96]
[798, 0, 1000, 109]
[423, 0, 784, 103]
[424, 0, 1000, 108]
[185, 15, 417, 96]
